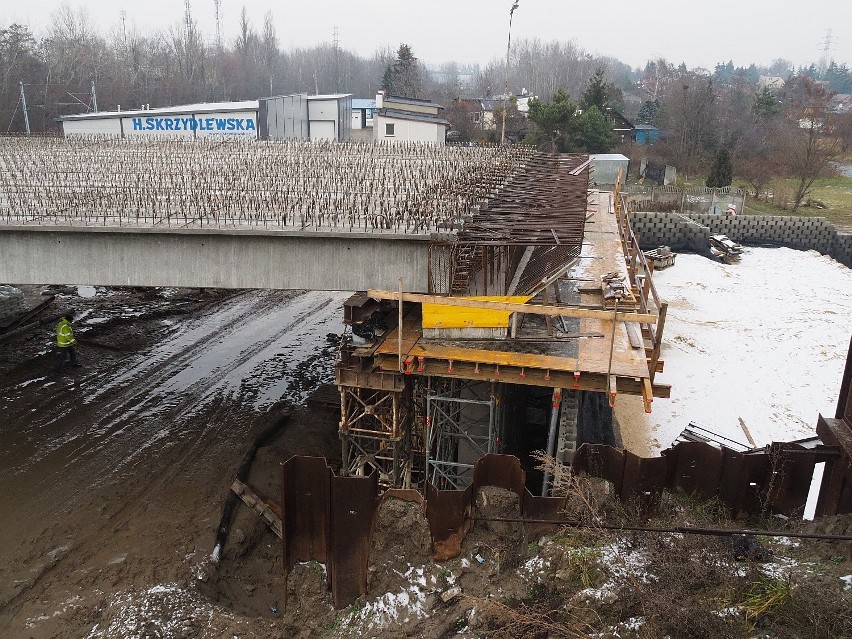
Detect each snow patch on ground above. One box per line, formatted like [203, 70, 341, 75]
[339, 565, 447, 635]
[25, 595, 83, 629]
[599, 541, 653, 584]
[648, 248, 852, 452]
[84, 583, 243, 639]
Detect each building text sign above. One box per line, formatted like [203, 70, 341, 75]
[130, 115, 256, 137]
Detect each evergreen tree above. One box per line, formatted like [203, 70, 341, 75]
[706, 148, 734, 188]
[752, 88, 780, 121]
[580, 67, 610, 111]
[381, 43, 422, 97]
[574, 105, 618, 153]
[636, 99, 660, 125]
[526, 90, 577, 152]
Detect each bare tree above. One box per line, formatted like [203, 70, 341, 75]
[657, 75, 718, 178]
[780, 119, 839, 211]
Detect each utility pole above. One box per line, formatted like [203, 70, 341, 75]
[91, 80, 99, 112]
[501, 1, 519, 145]
[19, 81, 31, 135]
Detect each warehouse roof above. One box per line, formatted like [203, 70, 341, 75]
[384, 95, 445, 110]
[377, 109, 450, 126]
[59, 100, 259, 121]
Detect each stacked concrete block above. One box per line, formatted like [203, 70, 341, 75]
[628, 212, 851, 267]
[833, 232, 852, 266]
[0, 285, 25, 327]
[675, 213, 710, 251]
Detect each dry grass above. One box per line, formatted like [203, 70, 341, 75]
[466, 454, 852, 639]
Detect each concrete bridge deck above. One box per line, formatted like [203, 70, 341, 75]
[0, 225, 432, 291]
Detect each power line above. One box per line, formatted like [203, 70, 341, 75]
[477, 517, 852, 542]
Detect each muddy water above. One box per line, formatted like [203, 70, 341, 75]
[0, 289, 348, 638]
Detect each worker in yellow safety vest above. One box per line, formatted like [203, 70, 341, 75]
[53, 311, 82, 371]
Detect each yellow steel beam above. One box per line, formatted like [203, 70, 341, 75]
[367, 290, 658, 324]
[422, 295, 533, 329]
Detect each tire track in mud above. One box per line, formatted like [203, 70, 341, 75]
[0, 289, 348, 623]
[5, 290, 341, 476]
[79, 290, 343, 482]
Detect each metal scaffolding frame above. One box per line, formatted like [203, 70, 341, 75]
[338, 382, 425, 488]
[426, 379, 498, 490]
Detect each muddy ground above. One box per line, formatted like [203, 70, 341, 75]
[0, 286, 347, 638]
[3, 286, 852, 639]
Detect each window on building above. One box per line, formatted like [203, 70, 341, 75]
[385, 123, 395, 136]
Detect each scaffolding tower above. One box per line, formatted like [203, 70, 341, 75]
[426, 379, 499, 490]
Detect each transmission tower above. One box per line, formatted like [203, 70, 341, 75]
[214, 0, 222, 51]
[333, 25, 340, 92]
[184, 0, 193, 38]
[819, 28, 833, 74]
[120, 10, 127, 46]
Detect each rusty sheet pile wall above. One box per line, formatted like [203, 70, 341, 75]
[574, 340, 852, 521]
[572, 441, 845, 517]
[282, 337, 852, 609]
[280, 454, 565, 608]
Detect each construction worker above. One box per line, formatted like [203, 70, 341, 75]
[53, 311, 82, 371]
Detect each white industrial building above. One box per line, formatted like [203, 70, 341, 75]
[374, 93, 449, 144]
[59, 101, 259, 139]
[59, 94, 352, 142]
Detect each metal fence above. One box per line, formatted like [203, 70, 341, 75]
[624, 184, 747, 216]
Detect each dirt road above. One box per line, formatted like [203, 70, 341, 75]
[0, 288, 347, 638]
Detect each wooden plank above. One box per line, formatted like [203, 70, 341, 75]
[231, 479, 283, 539]
[367, 290, 658, 324]
[380, 313, 421, 359]
[608, 376, 618, 407]
[375, 356, 672, 398]
[625, 322, 643, 349]
[642, 378, 653, 413]
[382, 341, 580, 372]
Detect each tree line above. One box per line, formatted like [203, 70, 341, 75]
[2, 5, 850, 212]
[1, 5, 641, 134]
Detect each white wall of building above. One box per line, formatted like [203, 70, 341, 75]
[375, 115, 445, 144]
[307, 99, 338, 141]
[61, 118, 123, 136]
[123, 110, 257, 138]
[62, 107, 258, 139]
[351, 108, 375, 130]
[310, 120, 336, 141]
[308, 99, 339, 121]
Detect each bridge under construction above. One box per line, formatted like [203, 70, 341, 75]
[0, 137, 668, 494]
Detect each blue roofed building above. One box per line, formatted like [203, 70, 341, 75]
[634, 124, 661, 145]
[352, 98, 376, 130]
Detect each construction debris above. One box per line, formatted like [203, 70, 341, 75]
[643, 245, 677, 269]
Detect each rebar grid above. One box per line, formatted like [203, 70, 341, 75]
[0, 136, 536, 233]
[449, 153, 590, 295]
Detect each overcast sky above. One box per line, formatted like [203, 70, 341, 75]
[5, 0, 850, 71]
